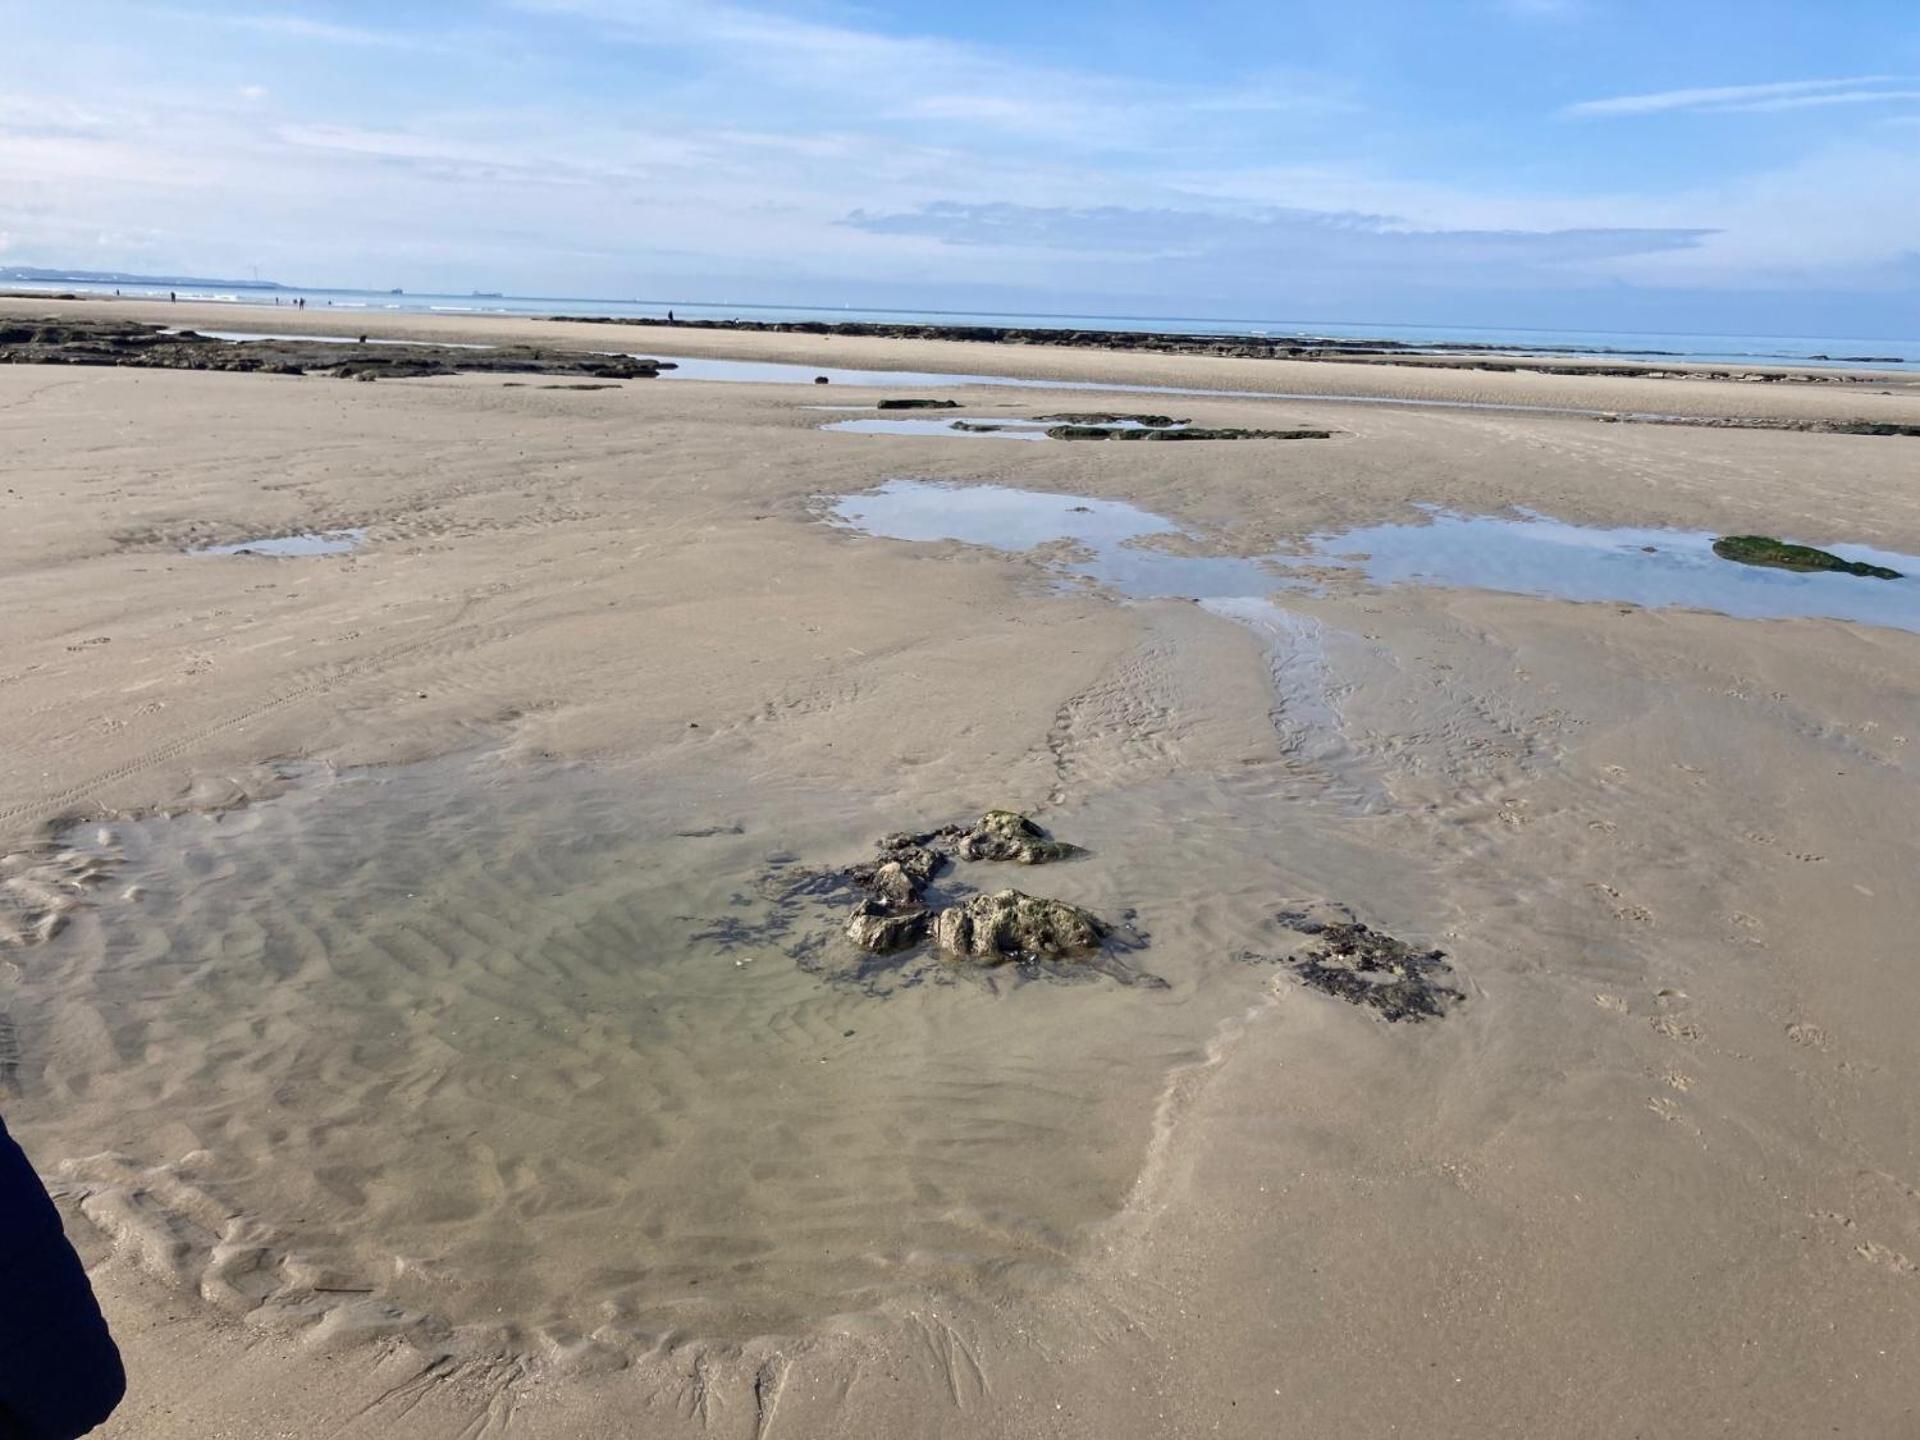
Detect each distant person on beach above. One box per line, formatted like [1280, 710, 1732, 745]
[168, 291, 176, 303]
[667, 309, 675, 324]
[0, 1116, 125, 1438]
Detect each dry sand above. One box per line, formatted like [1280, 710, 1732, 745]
[2, 297, 1918, 1437]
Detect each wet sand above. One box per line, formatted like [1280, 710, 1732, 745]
[3, 297, 1919, 1438]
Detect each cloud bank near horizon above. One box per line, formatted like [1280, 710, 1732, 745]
[3, 0, 1918, 333]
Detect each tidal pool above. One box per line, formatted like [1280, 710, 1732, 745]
[829, 479, 1291, 599]
[4, 753, 1279, 1352]
[831, 481, 1920, 633]
[189, 528, 366, 557]
[1301, 507, 1920, 633]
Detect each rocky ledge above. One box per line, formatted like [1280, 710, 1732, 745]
[0, 318, 662, 382]
[1044, 424, 1333, 442]
[547, 313, 1906, 386]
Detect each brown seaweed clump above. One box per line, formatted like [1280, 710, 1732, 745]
[1268, 900, 1461, 1023]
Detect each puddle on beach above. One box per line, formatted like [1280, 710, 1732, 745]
[189, 528, 366, 557]
[830, 480, 1920, 634]
[831, 479, 1291, 600]
[1311, 507, 1920, 632]
[4, 753, 1310, 1352]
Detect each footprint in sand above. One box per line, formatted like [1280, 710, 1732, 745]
[1651, 1015, 1702, 1042]
[1590, 882, 1654, 925]
[1786, 1022, 1829, 1050]
[1855, 1241, 1916, 1275]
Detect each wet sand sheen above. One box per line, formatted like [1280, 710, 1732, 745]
[14, 752, 1302, 1351]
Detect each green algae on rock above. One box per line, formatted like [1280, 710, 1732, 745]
[1711, 535, 1902, 580]
[931, 889, 1109, 964]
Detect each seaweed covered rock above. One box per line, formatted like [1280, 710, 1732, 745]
[1270, 900, 1460, 1022]
[1045, 424, 1333, 442]
[876, 398, 961, 410]
[845, 898, 929, 954]
[836, 813, 1086, 956]
[1827, 422, 1920, 438]
[954, 810, 1083, 865]
[1711, 534, 1901, 579]
[931, 889, 1108, 964]
[1033, 412, 1187, 428]
[0, 317, 661, 382]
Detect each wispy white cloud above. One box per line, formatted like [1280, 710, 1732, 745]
[1565, 76, 1906, 117]
[506, 0, 1345, 148]
[1715, 88, 1920, 114]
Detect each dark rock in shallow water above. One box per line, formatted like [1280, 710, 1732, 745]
[876, 397, 961, 410]
[1711, 534, 1901, 580]
[1044, 424, 1333, 442]
[835, 812, 1096, 963]
[1033, 412, 1186, 428]
[931, 889, 1108, 963]
[953, 809, 1084, 864]
[845, 898, 930, 954]
[1268, 900, 1461, 1022]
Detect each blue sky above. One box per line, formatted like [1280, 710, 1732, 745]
[5, 0, 1919, 334]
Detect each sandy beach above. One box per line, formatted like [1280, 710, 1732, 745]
[3, 296, 1919, 1438]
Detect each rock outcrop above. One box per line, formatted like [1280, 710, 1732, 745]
[1044, 424, 1333, 442]
[930, 889, 1108, 964]
[839, 812, 1093, 957]
[0, 319, 662, 382]
[952, 810, 1084, 864]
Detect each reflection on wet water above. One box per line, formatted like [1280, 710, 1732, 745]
[830, 479, 1293, 600]
[1300, 507, 1920, 632]
[832, 481, 1920, 633]
[190, 528, 366, 557]
[194, 526, 370, 556]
